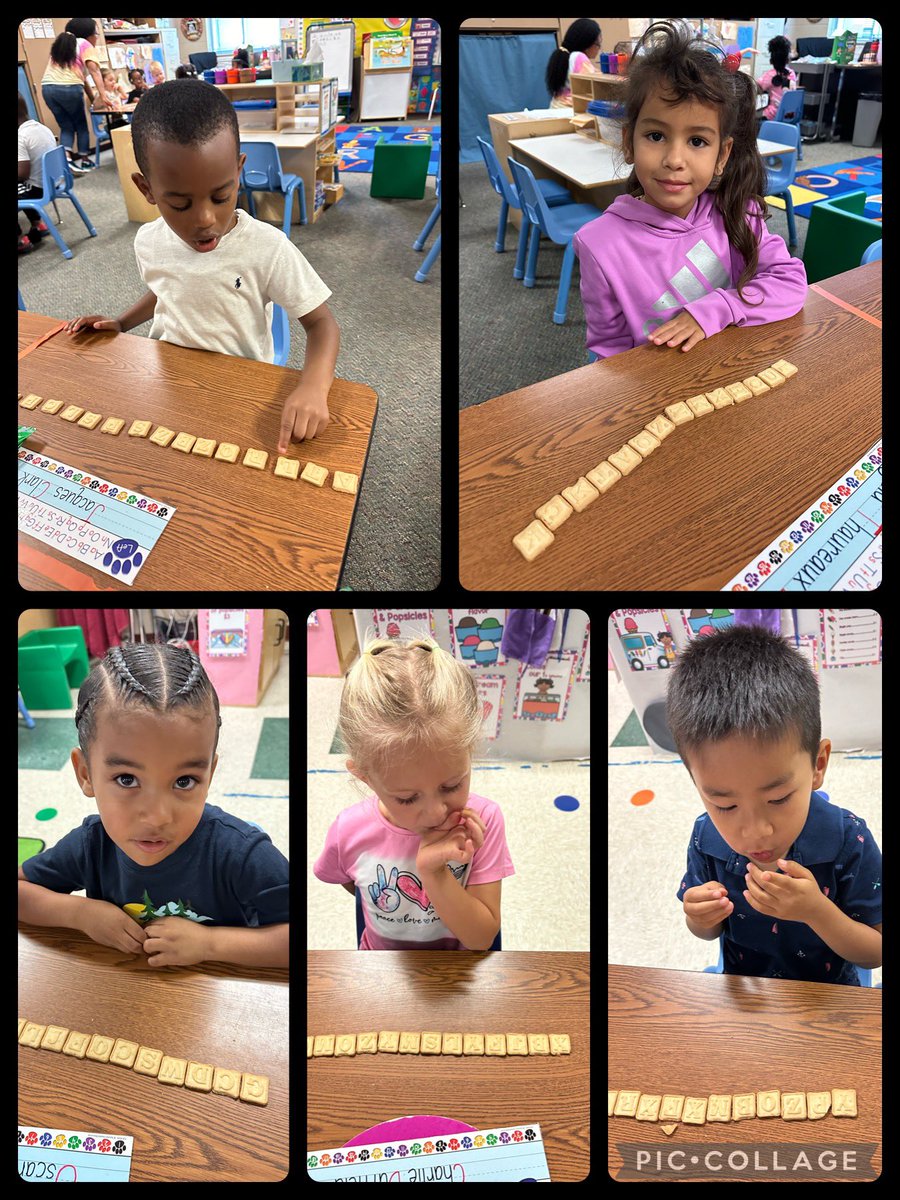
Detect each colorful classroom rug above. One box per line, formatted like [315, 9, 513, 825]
[765, 154, 882, 223]
[335, 124, 441, 174]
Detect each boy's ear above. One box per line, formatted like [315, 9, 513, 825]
[131, 172, 157, 205]
[71, 748, 94, 797]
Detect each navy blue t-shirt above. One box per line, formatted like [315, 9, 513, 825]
[676, 791, 881, 986]
[20, 803, 288, 928]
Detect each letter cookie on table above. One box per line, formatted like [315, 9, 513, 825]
[242, 448, 268, 470]
[77, 411, 103, 429]
[19, 1022, 47, 1048]
[421, 1032, 442, 1055]
[212, 1067, 242, 1099]
[806, 1091, 831, 1120]
[707, 1094, 732, 1122]
[133, 1046, 164, 1077]
[548, 1034, 571, 1055]
[561, 477, 599, 513]
[240, 1073, 269, 1106]
[61, 1031, 90, 1059]
[732, 1093, 756, 1121]
[535, 495, 573, 531]
[60, 405, 85, 422]
[628, 430, 661, 458]
[781, 1092, 807, 1120]
[463, 1034, 485, 1055]
[505, 1034, 528, 1056]
[527, 1034, 550, 1055]
[613, 1090, 640, 1117]
[300, 462, 328, 487]
[334, 1034, 357, 1057]
[585, 460, 621, 494]
[191, 438, 217, 457]
[128, 419, 152, 437]
[645, 414, 676, 441]
[664, 401, 695, 426]
[149, 426, 176, 447]
[378, 1031, 400, 1054]
[109, 1038, 139, 1068]
[608, 445, 642, 476]
[757, 368, 785, 389]
[333, 470, 359, 494]
[756, 1090, 781, 1118]
[443, 1034, 463, 1056]
[185, 1062, 215, 1092]
[157, 1055, 187, 1085]
[85, 1034, 115, 1063]
[636, 1095, 662, 1121]
[313, 1035, 336, 1056]
[743, 376, 770, 396]
[682, 1097, 708, 1125]
[832, 1088, 857, 1117]
[399, 1032, 421, 1054]
[100, 417, 125, 435]
[274, 456, 300, 479]
[705, 388, 733, 410]
[356, 1032, 378, 1054]
[41, 399, 65, 415]
[485, 1034, 507, 1057]
[660, 1095, 685, 1121]
[770, 359, 798, 379]
[214, 442, 240, 462]
[512, 520, 554, 563]
[685, 394, 714, 417]
[725, 382, 753, 404]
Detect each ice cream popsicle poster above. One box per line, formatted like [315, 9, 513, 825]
[448, 609, 507, 667]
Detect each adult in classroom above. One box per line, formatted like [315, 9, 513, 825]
[546, 18, 603, 109]
[40, 17, 116, 175]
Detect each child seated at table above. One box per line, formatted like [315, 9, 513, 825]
[18, 643, 289, 969]
[65, 79, 340, 447]
[573, 19, 807, 360]
[755, 35, 798, 123]
[313, 635, 514, 950]
[669, 623, 881, 986]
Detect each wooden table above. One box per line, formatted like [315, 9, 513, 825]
[18, 924, 288, 1182]
[459, 263, 881, 589]
[308, 950, 589, 1182]
[608, 964, 881, 1181]
[18, 313, 377, 590]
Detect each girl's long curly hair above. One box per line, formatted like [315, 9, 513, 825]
[768, 35, 793, 89]
[620, 19, 768, 306]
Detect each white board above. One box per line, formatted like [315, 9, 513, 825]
[305, 21, 354, 93]
[361, 68, 412, 120]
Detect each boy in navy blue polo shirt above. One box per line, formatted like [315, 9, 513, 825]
[669, 625, 881, 986]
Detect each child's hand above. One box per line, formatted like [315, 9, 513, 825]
[277, 384, 330, 450]
[682, 882, 733, 928]
[142, 916, 212, 968]
[65, 315, 123, 335]
[649, 312, 706, 352]
[416, 810, 484, 877]
[743, 859, 826, 925]
[79, 898, 149, 954]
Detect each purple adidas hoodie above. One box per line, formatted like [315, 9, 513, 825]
[573, 190, 807, 360]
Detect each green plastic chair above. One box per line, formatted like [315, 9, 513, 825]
[370, 135, 432, 199]
[18, 627, 90, 711]
[801, 190, 882, 285]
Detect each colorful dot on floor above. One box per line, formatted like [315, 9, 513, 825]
[630, 790, 654, 807]
[35, 808, 58, 821]
[553, 795, 579, 812]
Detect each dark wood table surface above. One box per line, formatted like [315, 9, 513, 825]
[608, 964, 881, 1181]
[18, 924, 289, 1182]
[308, 950, 590, 1182]
[459, 263, 881, 590]
[18, 312, 377, 590]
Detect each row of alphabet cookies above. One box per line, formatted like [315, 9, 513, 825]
[310, 1032, 571, 1056]
[513, 359, 798, 562]
[18, 1018, 267, 1106]
[609, 1086, 856, 1124]
[17, 394, 358, 494]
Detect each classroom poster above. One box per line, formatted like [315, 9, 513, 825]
[819, 609, 882, 668]
[513, 653, 577, 722]
[448, 609, 506, 668]
[577, 623, 591, 682]
[475, 675, 505, 741]
[206, 610, 249, 657]
[373, 609, 435, 642]
[610, 609, 677, 670]
[682, 608, 735, 639]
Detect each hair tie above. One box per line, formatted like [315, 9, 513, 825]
[560, 46, 570, 54]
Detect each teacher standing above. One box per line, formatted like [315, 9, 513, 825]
[546, 18, 603, 108]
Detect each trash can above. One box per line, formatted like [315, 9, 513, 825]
[852, 94, 882, 147]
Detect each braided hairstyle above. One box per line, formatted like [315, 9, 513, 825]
[75, 643, 222, 762]
[768, 36, 792, 89]
[620, 18, 768, 307]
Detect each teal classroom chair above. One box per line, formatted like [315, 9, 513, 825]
[17, 145, 97, 260]
[507, 156, 600, 324]
[18, 626, 91, 711]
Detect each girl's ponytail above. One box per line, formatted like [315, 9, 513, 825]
[546, 18, 601, 99]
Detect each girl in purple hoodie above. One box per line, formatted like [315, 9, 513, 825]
[573, 19, 807, 361]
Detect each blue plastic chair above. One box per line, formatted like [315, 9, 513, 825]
[759, 120, 800, 248]
[239, 141, 307, 233]
[507, 156, 600, 324]
[355, 887, 501, 951]
[18, 690, 35, 729]
[701, 791, 879, 988]
[476, 136, 575, 281]
[271, 303, 290, 367]
[18, 289, 26, 312]
[770, 88, 805, 163]
[860, 239, 882, 265]
[90, 109, 129, 168]
[17, 145, 97, 259]
[413, 143, 441, 283]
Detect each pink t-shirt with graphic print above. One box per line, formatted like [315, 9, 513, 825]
[313, 793, 515, 949]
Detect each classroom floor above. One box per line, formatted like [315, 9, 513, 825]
[460, 132, 881, 409]
[18, 646, 290, 883]
[17, 120, 441, 590]
[307, 675, 590, 951]
[608, 667, 882, 987]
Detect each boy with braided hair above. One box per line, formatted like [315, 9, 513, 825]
[18, 643, 288, 968]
